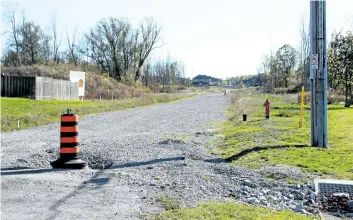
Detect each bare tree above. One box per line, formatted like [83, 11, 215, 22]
[85, 17, 163, 82]
[134, 17, 163, 81]
[41, 31, 51, 64]
[268, 53, 280, 89]
[142, 58, 152, 86]
[85, 17, 131, 80]
[122, 25, 137, 77]
[257, 58, 269, 88]
[298, 14, 310, 87]
[51, 14, 61, 64]
[22, 21, 43, 65]
[66, 26, 79, 65]
[3, 4, 22, 65]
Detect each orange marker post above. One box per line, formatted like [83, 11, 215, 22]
[299, 86, 305, 127]
[264, 99, 271, 119]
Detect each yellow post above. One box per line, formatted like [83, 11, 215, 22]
[299, 86, 305, 127]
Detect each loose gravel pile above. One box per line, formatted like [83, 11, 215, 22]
[1, 93, 335, 219]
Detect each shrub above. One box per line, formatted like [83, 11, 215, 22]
[176, 85, 186, 90]
[136, 86, 152, 93]
[297, 92, 310, 105]
[102, 72, 110, 78]
[275, 110, 296, 117]
[297, 91, 345, 105]
[141, 93, 154, 104]
[273, 88, 289, 94]
[149, 84, 161, 93]
[161, 94, 169, 102]
[328, 92, 346, 104]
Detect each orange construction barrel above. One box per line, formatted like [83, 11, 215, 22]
[51, 108, 87, 169]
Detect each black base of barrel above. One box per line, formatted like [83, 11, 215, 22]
[50, 158, 88, 169]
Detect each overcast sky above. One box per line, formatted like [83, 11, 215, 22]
[1, 0, 352, 79]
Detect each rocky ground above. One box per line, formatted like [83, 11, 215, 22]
[0, 93, 343, 219]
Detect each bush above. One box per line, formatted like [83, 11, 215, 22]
[275, 110, 296, 117]
[47, 61, 58, 67]
[176, 85, 186, 90]
[137, 86, 152, 93]
[141, 93, 154, 104]
[273, 88, 289, 94]
[148, 84, 174, 93]
[161, 94, 170, 102]
[159, 87, 172, 93]
[149, 84, 161, 93]
[328, 92, 346, 104]
[297, 91, 345, 105]
[287, 83, 305, 94]
[297, 92, 310, 105]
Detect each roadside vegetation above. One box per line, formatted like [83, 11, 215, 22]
[1, 93, 194, 132]
[225, 27, 352, 108]
[212, 88, 353, 180]
[153, 202, 315, 220]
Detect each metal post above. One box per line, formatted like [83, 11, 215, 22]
[310, 0, 328, 148]
[310, 1, 317, 146]
[322, 1, 329, 148]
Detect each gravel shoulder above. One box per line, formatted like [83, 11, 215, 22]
[1, 93, 326, 220]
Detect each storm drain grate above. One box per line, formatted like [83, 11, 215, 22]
[314, 179, 353, 198]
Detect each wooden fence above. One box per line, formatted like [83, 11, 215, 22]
[1, 75, 36, 99]
[1, 75, 79, 100]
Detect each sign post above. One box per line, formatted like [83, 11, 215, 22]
[70, 71, 85, 101]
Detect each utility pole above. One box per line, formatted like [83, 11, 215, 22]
[310, 0, 328, 148]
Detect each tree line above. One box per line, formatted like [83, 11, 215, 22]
[328, 30, 353, 107]
[252, 18, 352, 107]
[142, 59, 190, 88]
[1, 5, 189, 86]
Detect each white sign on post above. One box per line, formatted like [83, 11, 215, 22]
[70, 71, 85, 97]
[312, 54, 318, 70]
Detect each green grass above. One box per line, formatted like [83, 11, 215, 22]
[153, 202, 316, 220]
[155, 195, 180, 211]
[212, 89, 353, 180]
[1, 93, 195, 132]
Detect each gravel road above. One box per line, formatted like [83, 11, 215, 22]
[1, 93, 328, 220]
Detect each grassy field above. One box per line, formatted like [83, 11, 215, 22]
[1, 93, 194, 133]
[212, 88, 353, 180]
[153, 202, 315, 220]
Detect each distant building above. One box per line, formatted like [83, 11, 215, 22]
[209, 81, 217, 86]
[192, 74, 222, 87]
